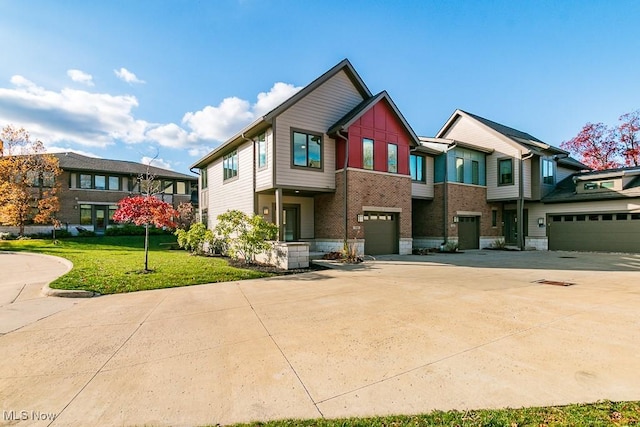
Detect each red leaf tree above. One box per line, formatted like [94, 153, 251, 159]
[113, 195, 178, 272]
[619, 110, 640, 167]
[561, 122, 622, 170]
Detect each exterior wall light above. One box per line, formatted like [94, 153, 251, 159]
[538, 217, 545, 227]
[453, 216, 459, 223]
[357, 214, 364, 223]
[262, 207, 269, 216]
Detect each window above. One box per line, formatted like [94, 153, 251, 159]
[223, 150, 238, 180]
[108, 205, 117, 221]
[80, 174, 92, 189]
[410, 155, 425, 182]
[293, 131, 322, 169]
[472, 160, 479, 185]
[616, 213, 628, 220]
[257, 133, 267, 169]
[362, 138, 374, 170]
[387, 144, 397, 173]
[600, 181, 614, 189]
[542, 159, 555, 185]
[201, 168, 208, 189]
[602, 214, 613, 221]
[80, 204, 92, 225]
[455, 157, 464, 182]
[584, 182, 598, 190]
[94, 175, 106, 190]
[498, 158, 513, 185]
[163, 180, 174, 194]
[576, 215, 586, 221]
[109, 176, 120, 191]
[491, 210, 497, 227]
[176, 181, 186, 194]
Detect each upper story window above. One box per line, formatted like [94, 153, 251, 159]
[363, 138, 374, 170]
[257, 133, 267, 169]
[80, 174, 92, 189]
[455, 157, 464, 182]
[223, 150, 238, 181]
[201, 168, 208, 189]
[410, 154, 425, 182]
[95, 175, 106, 190]
[498, 158, 514, 186]
[109, 176, 120, 191]
[542, 158, 555, 185]
[292, 130, 322, 169]
[387, 143, 397, 173]
[176, 181, 186, 194]
[472, 160, 480, 185]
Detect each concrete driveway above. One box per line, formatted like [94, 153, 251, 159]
[1, 250, 640, 426]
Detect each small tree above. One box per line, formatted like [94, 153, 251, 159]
[113, 195, 178, 271]
[0, 125, 61, 236]
[619, 110, 640, 167]
[215, 210, 278, 264]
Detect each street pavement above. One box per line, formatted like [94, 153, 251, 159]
[1, 250, 640, 426]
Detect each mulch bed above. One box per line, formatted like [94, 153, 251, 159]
[226, 258, 329, 275]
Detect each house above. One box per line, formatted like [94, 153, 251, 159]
[420, 109, 640, 253]
[1, 152, 198, 235]
[192, 59, 423, 256]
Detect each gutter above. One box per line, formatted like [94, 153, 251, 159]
[518, 151, 534, 250]
[443, 141, 457, 244]
[242, 133, 257, 217]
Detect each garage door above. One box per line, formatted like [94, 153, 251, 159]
[363, 212, 398, 255]
[458, 216, 479, 250]
[548, 213, 640, 253]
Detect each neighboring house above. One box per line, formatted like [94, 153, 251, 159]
[417, 109, 640, 253]
[192, 59, 421, 255]
[1, 152, 198, 235]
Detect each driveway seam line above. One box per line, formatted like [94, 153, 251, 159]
[237, 283, 324, 419]
[9, 283, 27, 304]
[47, 295, 168, 426]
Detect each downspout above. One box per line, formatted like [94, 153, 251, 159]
[336, 130, 349, 243]
[518, 151, 534, 250]
[443, 142, 457, 245]
[241, 133, 257, 216]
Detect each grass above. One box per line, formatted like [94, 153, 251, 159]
[228, 400, 640, 426]
[0, 235, 272, 294]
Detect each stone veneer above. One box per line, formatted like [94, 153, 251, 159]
[255, 242, 310, 270]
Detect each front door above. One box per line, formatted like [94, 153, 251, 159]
[503, 209, 528, 245]
[282, 205, 300, 241]
[95, 206, 107, 234]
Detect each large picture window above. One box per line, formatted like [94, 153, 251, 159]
[363, 138, 374, 170]
[498, 158, 514, 185]
[410, 154, 425, 182]
[223, 150, 238, 180]
[387, 144, 397, 173]
[293, 131, 322, 169]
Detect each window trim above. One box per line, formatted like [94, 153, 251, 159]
[200, 168, 208, 189]
[542, 158, 555, 185]
[257, 133, 267, 170]
[455, 157, 464, 183]
[498, 157, 514, 186]
[362, 138, 374, 171]
[223, 150, 239, 182]
[291, 128, 324, 171]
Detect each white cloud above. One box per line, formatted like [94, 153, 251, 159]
[67, 69, 94, 86]
[141, 156, 172, 171]
[145, 123, 190, 148]
[253, 82, 301, 116]
[46, 146, 100, 158]
[114, 67, 145, 84]
[188, 145, 213, 158]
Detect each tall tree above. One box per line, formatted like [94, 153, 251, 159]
[560, 122, 622, 170]
[619, 110, 640, 167]
[0, 125, 61, 236]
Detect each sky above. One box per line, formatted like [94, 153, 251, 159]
[1, 0, 639, 175]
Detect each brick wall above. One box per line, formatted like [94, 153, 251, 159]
[446, 183, 502, 238]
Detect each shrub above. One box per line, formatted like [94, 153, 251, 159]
[175, 222, 214, 255]
[106, 224, 169, 236]
[214, 210, 278, 263]
[0, 231, 13, 240]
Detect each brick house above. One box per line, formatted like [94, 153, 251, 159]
[192, 59, 423, 256]
[0, 152, 197, 236]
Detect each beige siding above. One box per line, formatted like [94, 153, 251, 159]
[442, 115, 522, 200]
[527, 200, 640, 238]
[557, 165, 575, 182]
[275, 70, 365, 189]
[412, 157, 434, 198]
[256, 194, 315, 239]
[523, 158, 532, 199]
[207, 141, 255, 228]
[255, 128, 273, 191]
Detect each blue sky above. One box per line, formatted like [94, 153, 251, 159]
[1, 0, 639, 174]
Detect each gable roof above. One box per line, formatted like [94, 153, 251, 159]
[191, 59, 372, 169]
[328, 91, 420, 146]
[437, 109, 568, 156]
[52, 152, 196, 180]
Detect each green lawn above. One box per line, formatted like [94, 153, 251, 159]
[229, 400, 640, 426]
[0, 235, 272, 294]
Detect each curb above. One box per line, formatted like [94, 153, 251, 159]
[42, 284, 100, 298]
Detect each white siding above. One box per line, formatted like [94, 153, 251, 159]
[275, 70, 365, 189]
[412, 157, 434, 198]
[442, 115, 522, 200]
[257, 194, 315, 239]
[255, 128, 273, 191]
[207, 141, 254, 228]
